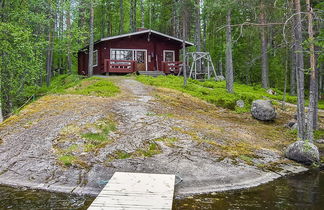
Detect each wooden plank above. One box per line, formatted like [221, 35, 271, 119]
[88, 172, 175, 210]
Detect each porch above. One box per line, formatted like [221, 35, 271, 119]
[103, 59, 182, 75]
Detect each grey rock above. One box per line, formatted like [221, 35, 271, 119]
[251, 100, 276, 121]
[316, 139, 324, 144]
[215, 75, 225, 82]
[266, 89, 276, 95]
[291, 123, 298, 130]
[236, 100, 245, 108]
[285, 140, 320, 165]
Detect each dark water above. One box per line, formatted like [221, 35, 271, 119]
[0, 170, 323, 209]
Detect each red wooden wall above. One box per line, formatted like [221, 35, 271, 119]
[78, 33, 182, 75]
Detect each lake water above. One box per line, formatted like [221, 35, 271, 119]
[0, 170, 323, 209]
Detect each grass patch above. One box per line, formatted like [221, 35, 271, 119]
[81, 119, 116, 145]
[35, 74, 119, 97]
[155, 137, 178, 147]
[58, 155, 76, 166]
[136, 75, 324, 112]
[108, 142, 162, 161]
[239, 155, 254, 165]
[314, 129, 324, 140]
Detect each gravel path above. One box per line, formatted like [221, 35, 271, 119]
[0, 78, 307, 196]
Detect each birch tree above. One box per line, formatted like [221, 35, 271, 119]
[306, 0, 317, 142]
[226, 9, 234, 93]
[294, 0, 306, 140]
[120, 0, 124, 33]
[260, 0, 269, 89]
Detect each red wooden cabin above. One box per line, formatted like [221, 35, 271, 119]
[78, 29, 194, 75]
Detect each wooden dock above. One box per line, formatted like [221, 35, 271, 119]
[88, 172, 175, 210]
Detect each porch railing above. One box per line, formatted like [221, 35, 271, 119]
[104, 59, 136, 73]
[161, 61, 182, 74]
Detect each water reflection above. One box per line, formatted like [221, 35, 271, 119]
[0, 170, 323, 209]
[173, 170, 324, 209]
[0, 186, 93, 209]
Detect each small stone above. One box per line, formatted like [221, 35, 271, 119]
[251, 100, 276, 121]
[215, 75, 225, 82]
[286, 121, 296, 128]
[316, 139, 324, 144]
[285, 140, 320, 165]
[236, 100, 245, 108]
[266, 89, 276, 95]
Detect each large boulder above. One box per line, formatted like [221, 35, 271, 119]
[285, 141, 320, 165]
[251, 100, 276, 121]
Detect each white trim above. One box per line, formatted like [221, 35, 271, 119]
[93, 50, 98, 67]
[110, 48, 148, 71]
[163, 50, 175, 62]
[101, 29, 194, 46]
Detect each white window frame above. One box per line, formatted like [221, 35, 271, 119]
[163, 50, 175, 62]
[93, 50, 98, 67]
[110, 48, 148, 71]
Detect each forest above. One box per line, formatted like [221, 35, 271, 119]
[0, 0, 323, 138]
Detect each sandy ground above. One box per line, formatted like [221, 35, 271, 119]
[0, 77, 310, 196]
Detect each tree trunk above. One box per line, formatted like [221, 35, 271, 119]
[306, 0, 316, 142]
[66, 0, 72, 74]
[195, 0, 201, 52]
[290, 43, 297, 95]
[88, 1, 94, 77]
[294, 0, 306, 140]
[140, 0, 144, 28]
[0, 59, 3, 123]
[46, 21, 53, 87]
[130, 0, 137, 32]
[182, 0, 187, 86]
[260, 0, 269, 89]
[119, 0, 124, 33]
[225, 9, 234, 93]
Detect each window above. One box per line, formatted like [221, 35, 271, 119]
[111, 49, 133, 61]
[163, 50, 175, 62]
[93, 50, 98, 67]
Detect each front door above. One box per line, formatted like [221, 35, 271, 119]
[135, 50, 147, 71]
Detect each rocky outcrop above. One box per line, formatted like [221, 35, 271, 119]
[285, 140, 320, 165]
[251, 100, 276, 121]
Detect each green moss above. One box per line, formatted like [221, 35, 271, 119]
[84, 143, 96, 152]
[314, 129, 324, 140]
[58, 155, 76, 166]
[81, 133, 108, 142]
[155, 137, 178, 147]
[81, 119, 116, 144]
[116, 150, 132, 159]
[239, 155, 254, 165]
[70, 79, 120, 97]
[136, 75, 304, 112]
[35, 74, 120, 98]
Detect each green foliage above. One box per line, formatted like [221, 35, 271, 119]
[137, 75, 298, 112]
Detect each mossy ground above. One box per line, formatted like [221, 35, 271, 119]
[136, 75, 324, 112]
[54, 116, 117, 167]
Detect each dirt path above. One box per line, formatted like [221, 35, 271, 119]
[0, 78, 308, 196]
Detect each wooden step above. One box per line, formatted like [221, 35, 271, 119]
[88, 172, 175, 210]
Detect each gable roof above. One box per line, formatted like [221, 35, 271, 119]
[100, 29, 195, 46]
